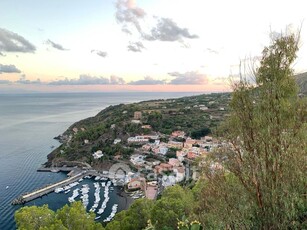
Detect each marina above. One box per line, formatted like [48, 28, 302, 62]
[11, 167, 111, 205]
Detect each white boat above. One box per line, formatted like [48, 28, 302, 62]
[6, 186, 9, 189]
[103, 204, 118, 222]
[68, 188, 80, 203]
[65, 189, 71, 194]
[54, 187, 64, 193]
[94, 216, 101, 220]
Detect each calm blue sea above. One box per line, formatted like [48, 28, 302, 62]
[0, 92, 200, 229]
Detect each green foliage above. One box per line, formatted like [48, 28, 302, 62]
[15, 201, 104, 230]
[15, 205, 57, 230]
[150, 185, 195, 230]
[190, 127, 211, 139]
[105, 199, 154, 230]
[196, 32, 307, 229]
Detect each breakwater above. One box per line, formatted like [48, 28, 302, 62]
[11, 170, 85, 205]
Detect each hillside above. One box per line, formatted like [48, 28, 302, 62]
[295, 72, 307, 95]
[47, 93, 231, 166]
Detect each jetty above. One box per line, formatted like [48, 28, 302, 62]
[12, 163, 129, 205]
[11, 171, 86, 205]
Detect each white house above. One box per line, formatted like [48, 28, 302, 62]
[93, 150, 103, 159]
[113, 138, 121, 144]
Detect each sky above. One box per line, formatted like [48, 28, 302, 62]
[0, 0, 307, 93]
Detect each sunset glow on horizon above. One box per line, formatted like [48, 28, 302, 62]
[1, 0, 307, 92]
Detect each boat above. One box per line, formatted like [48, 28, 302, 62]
[54, 187, 64, 193]
[6, 186, 9, 189]
[94, 216, 101, 220]
[65, 189, 71, 194]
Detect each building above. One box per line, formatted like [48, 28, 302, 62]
[173, 166, 185, 182]
[168, 158, 181, 167]
[154, 163, 173, 174]
[127, 136, 149, 144]
[141, 125, 152, 129]
[130, 154, 145, 166]
[145, 182, 158, 200]
[93, 150, 103, 159]
[128, 178, 142, 189]
[171, 130, 186, 138]
[113, 138, 121, 144]
[134, 111, 142, 120]
[168, 141, 184, 149]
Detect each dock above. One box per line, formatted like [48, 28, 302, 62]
[12, 165, 128, 205]
[11, 171, 86, 205]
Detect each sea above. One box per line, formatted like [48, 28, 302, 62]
[0, 91, 200, 229]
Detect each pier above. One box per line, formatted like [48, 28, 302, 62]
[12, 164, 130, 205]
[11, 171, 86, 205]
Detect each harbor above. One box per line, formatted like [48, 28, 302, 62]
[11, 170, 86, 205]
[11, 165, 129, 205]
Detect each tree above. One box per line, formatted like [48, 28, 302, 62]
[15, 202, 104, 230]
[150, 185, 195, 229]
[197, 32, 307, 228]
[15, 205, 59, 230]
[105, 199, 154, 230]
[56, 202, 103, 230]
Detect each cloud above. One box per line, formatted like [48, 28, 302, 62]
[49, 74, 125, 85]
[0, 79, 12, 84]
[168, 71, 208, 85]
[0, 64, 21, 74]
[0, 28, 36, 53]
[15, 74, 41, 84]
[91, 50, 108, 58]
[144, 18, 199, 42]
[115, 0, 146, 34]
[45, 39, 69, 51]
[129, 76, 166, 85]
[206, 48, 219, 54]
[110, 75, 125, 84]
[115, 1, 198, 43]
[127, 41, 145, 52]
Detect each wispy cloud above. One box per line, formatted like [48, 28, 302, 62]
[0, 64, 21, 74]
[168, 71, 208, 85]
[115, 0, 146, 35]
[15, 74, 41, 84]
[127, 41, 145, 52]
[0, 79, 12, 84]
[45, 39, 69, 51]
[110, 75, 126, 84]
[91, 50, 108, 58]
[115, 0, 198, 43]
[0, 28, 36, 53]
[144, 18, 198, 42]
[49, 74, 125, 85]
[206, 48, 219, 54]
[129, 76, 165, 85]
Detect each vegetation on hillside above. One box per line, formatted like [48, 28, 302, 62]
[15, 201, 104, 230]
[47, 93, 230, 165]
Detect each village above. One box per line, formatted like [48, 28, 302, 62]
[89, 110, 223, 201]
